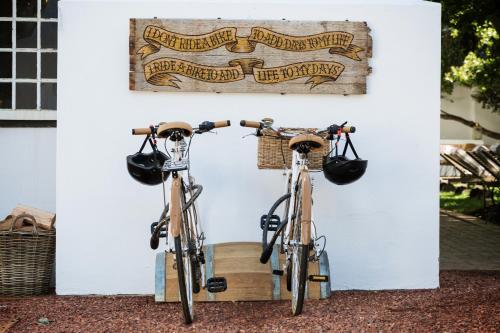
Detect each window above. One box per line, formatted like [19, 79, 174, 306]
[0, 0, 58, 122]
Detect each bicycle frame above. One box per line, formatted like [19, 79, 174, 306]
[165, 138, 204, 257]
[282, 150, 317, 253]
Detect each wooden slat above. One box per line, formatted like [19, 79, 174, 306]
[440, 153, 471, 176]
[270, 246, 281, 300]
[214, 256, 270, 274]
[165, 247, 209, 302]
[277, 248, 322, 300]
[214, 273, 273, 301]
[213, 243, 272, 301]
[129, 18, 136, 90]
[212, 242, 263, 258]
[307, 254, 321, 300]
[205, 244, 215, 301]
[319, 251, 332, 299]
[467, 151, 500, 180]
[154, 252, 165, 302]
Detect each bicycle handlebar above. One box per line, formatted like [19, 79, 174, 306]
[213, 120, 231, 128]
[240, 120, 262, 129]
[132, 120, 231, 136]
[131, 127, 154, 135]
[328, 124, 356, 134]
[240, 119, 356, 137]
[197, 120, 231, 133]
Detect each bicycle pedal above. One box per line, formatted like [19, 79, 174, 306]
[272, 269, 284, 276]
[150, 221, 166, 238]
[207, 277, 227, 293]
[308, 275, 329, 282]
[260, 214, 281, 231]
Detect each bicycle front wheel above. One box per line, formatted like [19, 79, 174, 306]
[174, 235, 194, 324]
[291, 243, 308, 316]
[290, 171, 310, 316]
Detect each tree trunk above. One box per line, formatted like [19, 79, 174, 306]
[441, 110, 500, 140]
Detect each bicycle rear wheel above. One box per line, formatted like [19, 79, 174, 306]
[290, 174, 309, 316]
[174, 235, 194, 324]
[181, 184, 201, 295]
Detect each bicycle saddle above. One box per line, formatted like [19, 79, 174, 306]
[157, 122, 193, 138]
[288, 134, 324, 151]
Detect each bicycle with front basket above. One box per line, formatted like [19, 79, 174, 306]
[240, 118, 367, 315]
[127, 120, 231, 324]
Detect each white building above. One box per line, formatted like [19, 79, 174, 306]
[0, 0, 450, 294]
[441, 85, 500, 146]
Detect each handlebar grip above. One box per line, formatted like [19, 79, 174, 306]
[213, 120, 231, 128]
[240, 120, 262, 129]
[132, 128, 153, 135]
[328, 124, 356, 135]
[343, 126, 356, 133]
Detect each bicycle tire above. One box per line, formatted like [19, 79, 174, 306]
[174, 235, 194, 324]
[191, 256, 201, 294]
[291, 173, 309, 316]
[291, 243, 308, 316]
[286, 259, 292, 291]
[181, 183, 201, 295]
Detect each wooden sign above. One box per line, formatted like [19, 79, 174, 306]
[129, 19, 372, 94]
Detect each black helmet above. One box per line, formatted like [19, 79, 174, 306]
[127, 151, 169, 186]
[323, 155, 367, 185]
[322, 128, 367, 185]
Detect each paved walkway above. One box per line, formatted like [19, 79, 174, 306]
[440, 210, 500, 270]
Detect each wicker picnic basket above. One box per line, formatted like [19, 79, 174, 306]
[0, 214, 55, 295]
[257, 128, 331, 170]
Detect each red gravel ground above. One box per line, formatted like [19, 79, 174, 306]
[1, 271, 499, 332]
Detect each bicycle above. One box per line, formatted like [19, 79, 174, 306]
[128, 120, 231, 324]
[240, 118, 367, 315]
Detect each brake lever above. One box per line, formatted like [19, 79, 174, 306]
[241, 132, 257, 139]
[194, 129, 218, 135]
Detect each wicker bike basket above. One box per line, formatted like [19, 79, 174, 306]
[0, 214, 55, 295]
[257, 128, 331, 170]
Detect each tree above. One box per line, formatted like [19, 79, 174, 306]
[433, 0, 500, 112]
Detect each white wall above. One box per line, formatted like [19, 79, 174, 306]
[441, 85, 500, 145]
[0, 128, 56, 217]
[56, 0, 441, 294]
